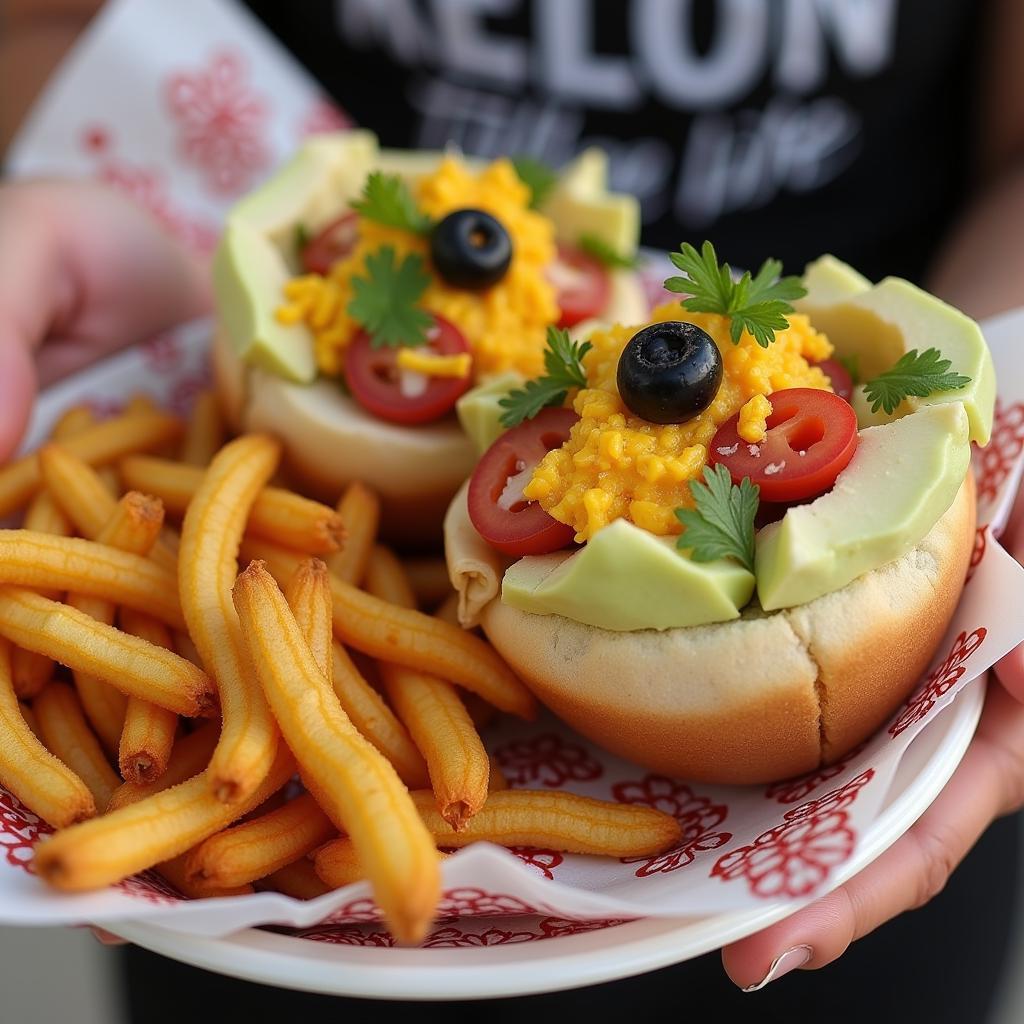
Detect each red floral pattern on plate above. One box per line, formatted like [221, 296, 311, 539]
[975, 400, 1024, 507]
[113, 871, 182, 905]
[493, 733, 603, 788]
[613, 775, 731, 877]
[0, 790, 50, 872]
[889, 628, 987, 738]
[164, 50, 269, 197]
[509, 848, 564, 880]
[422, 925, 538, 948]
[321, 888, 544, 927]
[712, 771, 874, 898]
[296, 925, 396, 947]
[764, 743, 868, 804]
[967, 526, 988, 583]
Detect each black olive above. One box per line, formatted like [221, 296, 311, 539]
[616, 321, 723, 424]
[430, 209, 513, 290]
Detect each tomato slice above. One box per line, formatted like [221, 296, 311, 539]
[814, 358, 854, 403]
[548, 244, 611, 328]
[345, 315, 472, 425]
[301, 212, 359, 275]
[708, 388, 859, 503]
[468, 407, 578, 556]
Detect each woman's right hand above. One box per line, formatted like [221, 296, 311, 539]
[0, 178, 211, 459]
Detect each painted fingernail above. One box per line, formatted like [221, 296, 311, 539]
[742, 945, 813, 992]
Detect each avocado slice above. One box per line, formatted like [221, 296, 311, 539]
[540, 148, 640, 262]
[502, 518, 755, 630]
[755, 402, 971, 611]
[455, 372, 525, 455]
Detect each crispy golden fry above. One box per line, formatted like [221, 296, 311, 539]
[313, 839, 449, 891]
[71, 673, 127, 759]
[32, 745, 295, 892]
[38, 445, 176, 572]
[34, 681, 121, 811]
[23, 491, 71, 535]
[328, 482, 379, 585]
[0, 408, 182, 517]
[367, 546, 489, 831]
[488, 756, 509, 792]
[284, 560, 334, 681]
[155, 854, 253, 899]
[185, 792, 336, 891]
[179, 434, 282, 803]
[257, 859, 331, 900]
[0, 589, 212, 716]
[107, 724, 219, 811]
[233, 561, 440, 944]
[51, 405, 96, 439]
[242, 538, 535, 719]
[409, 789, 682, 857]
[0, 530, 183, 626]
[329, 642, 429, 788]
[19, 700, 41, 741]
[0, 639, 94, 827]
[180, 392, 226, 467]
[118, 610, 179, 784]
[403, 558, 453, 610]
[11, 646, 55, 700]
[121, 456, 345, 555]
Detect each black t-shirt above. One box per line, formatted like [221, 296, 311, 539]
[243, 0, 986, 282]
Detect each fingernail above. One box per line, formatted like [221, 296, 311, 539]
[742, 945, 813, 992]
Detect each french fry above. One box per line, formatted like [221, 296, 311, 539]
[19, 700, 41, 741]
[32, 744, 295, 892]
[185, 792, 336, 891]
[242, 538, 535, 719]
[488, 756, 509, 792]
[180, 391, 226, 467]
[118, 610, 179, 785]
[366, 546, 489, 831]
[107, 724, 219, 811]
[327, 482, 379, 584]
[50, 405, 97, 439]
[67, 491, 165, 754]
[155, 854, 253, 899]
[284, 559, 334, 680]
[257, 859, 331, 900]
[23, 491, 71, 535]
[38, 445, 177, 572]
[314, 839, 449, 891]
[121, 456, 345, 555]
[34, 681, 121, 811]
[233, 560, 440, 944]
[179, 434, 282, 802]
[0, 530, 184, 626]
[0, 407, 182, 517]
[0, 638, 95, 827]
[11, 646, 56, 700]
[403, 557, 453, 609]
[0, 589, 212, 716]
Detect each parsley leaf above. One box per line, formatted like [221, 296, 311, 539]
[665, 240, 806, 348]
[675, 464, 759, 573]
[350, 172, 434, 236]
[499, 326, 592, 427]
[862, 348, 972, 415]
[512, 156, 559, 210]
[347, 245, 434, 349]
[578, 233, 640, 270]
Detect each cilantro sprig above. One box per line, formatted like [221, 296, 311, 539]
[675, 464, 759, 573]
[499, 327, 592, 428]
[665, 241, 806, 348]
[579, 233, 640, 270]
[347, 245, 434, 349]
[862, 348, 972, 415]
[350, 172, 434, 236]
[511, 156, 559, 210]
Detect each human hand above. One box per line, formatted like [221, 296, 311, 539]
[0, 179, 210, 459]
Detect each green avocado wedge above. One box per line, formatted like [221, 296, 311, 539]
[755, 402, 971, 612]
[796, 258, 995, 444]
[502, 518, 755, 631]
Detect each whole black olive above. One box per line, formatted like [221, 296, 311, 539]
[616, 321, 723, 424]
[429, 209, 513, 290]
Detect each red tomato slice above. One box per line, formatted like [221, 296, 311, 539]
[301, 212, 359, 275]
[548, 245, 611, 328]
[345, 315, 472, 425]
[708, 388, 859, 503]
[814, 358, 854, 403]
[468, 407, 578, 556]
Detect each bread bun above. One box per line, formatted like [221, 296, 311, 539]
[477, 474, 976, 784]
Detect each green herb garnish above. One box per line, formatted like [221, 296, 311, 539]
[499, 326, 591, 428]
[512, 156, 559, 210]
[838, 352, 861, 386]
[675, 464, 759, 573]
[347, 245, 434, 349]
[665, 240, 806, 349]
[579, 233, 640, 270]
[350, 172, 434, 236]
[862, 348, 971, 415]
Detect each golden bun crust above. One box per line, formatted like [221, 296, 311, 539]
[479, 475, 976, 784]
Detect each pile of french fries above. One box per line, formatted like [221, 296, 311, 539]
[0, 394, 682, 943]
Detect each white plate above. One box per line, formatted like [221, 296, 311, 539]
[106, 678, 986, 1000]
